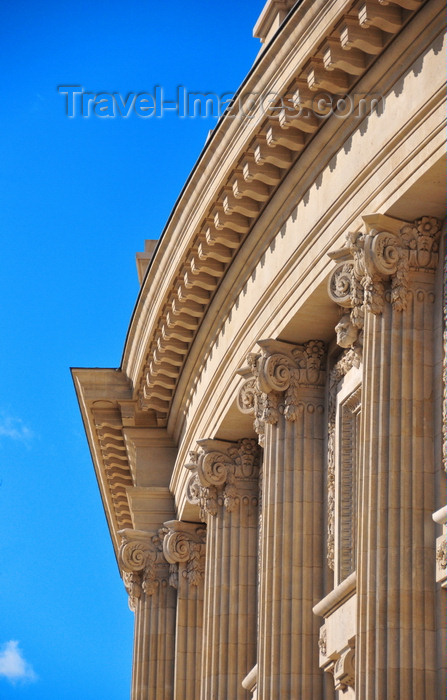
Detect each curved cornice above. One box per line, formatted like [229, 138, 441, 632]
[121, 0, 430, 426]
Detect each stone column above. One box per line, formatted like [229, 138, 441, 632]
[185, 438, 260, 700]
[163, 520, 206, 700]
[328, 214, 443, 699]
[237, 339, 327, 699]
[119, 528, 176, 700]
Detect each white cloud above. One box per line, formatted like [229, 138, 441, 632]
[0, 641, 37, 684]
[0, 413, 34, 443]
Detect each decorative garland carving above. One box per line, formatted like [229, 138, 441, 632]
[318, 627, 327, 657]
[328, 216, 442, 330]
[186, 471, 218, 521]
[436, 539, 447, 571]
[163, 520, 206, 587]
[184, 438, 260, 519]
[122, 571, 142, 612]
[443, 239, 446, 473]
[237, 339, 326, 445]
[339, 387, 361, 581]
[327, 348, 362, 571]
[118, 527, 169, 609]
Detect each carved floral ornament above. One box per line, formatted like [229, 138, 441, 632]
[443, 244, 447, 473]
[118, 528, 169, 609]
[328, 215, 442, 329]
[184, 438, 260, 519]
[237, 339, 326, 445]
[436, 539, 447, 571]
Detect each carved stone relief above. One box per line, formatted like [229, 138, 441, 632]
[433, 506, 447, 588]
[118, 527, 169, 610]
[443, 241, 446, 473]
[327, 349, 362, 572]
[314, 572, 357, 696]
[332, 644, 355, 692]
[338, 387, 361, 582]
[328, 215, 442, 327]
[163, 521, 206, 587]
[237, 339, 326, 446]
[184, 438, 260, 520]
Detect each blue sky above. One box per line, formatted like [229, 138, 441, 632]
[0, 1, 261, 697]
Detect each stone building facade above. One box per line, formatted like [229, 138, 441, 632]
[73, 0, 446, 697]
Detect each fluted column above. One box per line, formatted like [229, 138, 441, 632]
[237, 339, 327, 699]
[163, 521, 206, 700]
[185, 438, 260, 700]
[328, 214, 443, 698]
[119, 528, 176, 700]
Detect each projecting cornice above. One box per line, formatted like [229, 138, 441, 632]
[122, 0, 436, 428]
[72, 367, 165, 556]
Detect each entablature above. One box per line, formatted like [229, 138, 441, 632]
[74, 0, 446, 555]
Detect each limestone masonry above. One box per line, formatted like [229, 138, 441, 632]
[73, 0, 446, 697]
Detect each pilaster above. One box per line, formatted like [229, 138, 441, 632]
[237, 338, 327, 699]
[185, 438, 260, 700]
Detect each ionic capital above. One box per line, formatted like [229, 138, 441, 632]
[118, 527, 169, 607]
[184, 438, 260, 517]
[237, 339, 327, 444]
[163, 520, 206, 587]
[328, 214, 442, 333]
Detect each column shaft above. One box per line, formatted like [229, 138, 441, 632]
[120, 529, 176, 700]
[185, 439, 260, 700]
[163, 520, 206, 700]
[134, 583, 176, 700]
[357, 282, 438, 698]
[237, 338, 327, 698]
[258, 394, 325, 698]
[175, 572, 203, 699]
[201, 490, 258, 699]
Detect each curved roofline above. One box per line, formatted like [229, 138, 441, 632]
[120, 0, 304, 367]
[118, 0, 430, 419]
